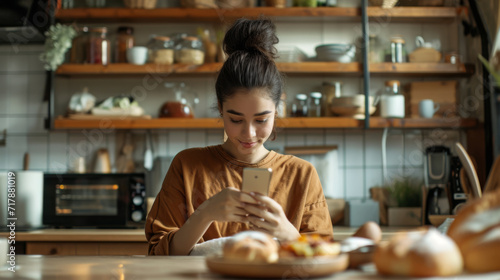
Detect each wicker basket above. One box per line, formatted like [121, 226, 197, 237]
[123, 0, 157, 9]
[369, 0, 398, 8]
[180, 0, 217, 8]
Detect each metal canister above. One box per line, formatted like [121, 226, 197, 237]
[390, 37, 406, 63]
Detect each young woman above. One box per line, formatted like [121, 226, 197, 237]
[145, 18, 333, 256]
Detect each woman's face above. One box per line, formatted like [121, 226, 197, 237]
[221, 88, 276, 162]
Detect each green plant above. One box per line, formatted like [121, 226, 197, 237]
[379, 177, 423, 207]
[39, 23, 76, 71]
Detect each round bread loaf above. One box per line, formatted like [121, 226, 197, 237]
[447, 188, 500, 273]
[374, 227, 463, 277]
[223, 231, 278, 263]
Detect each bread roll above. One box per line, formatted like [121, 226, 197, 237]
[447, 188, 500, 272]
[353, 221, 382, 243]
[223, 231, 278, 263]
[374, 227, 463, 277]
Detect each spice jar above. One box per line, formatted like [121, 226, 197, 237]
[309, 92, 323, 117]
[380, 80, 405, 118]
[174, 36, 205, 65]
[147, 36, 174, 65]
[290, 93, 308, 117]
[70, 26, 89, 64]
[115, 26, 134, 63]
[88, 27, 111, 65]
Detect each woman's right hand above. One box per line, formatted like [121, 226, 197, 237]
[199, 187, 248, 223]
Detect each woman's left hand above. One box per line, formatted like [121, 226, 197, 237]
[242, 193, 300, 242]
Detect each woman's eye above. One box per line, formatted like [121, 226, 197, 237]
[230, 119, 242, 124]
[256, 119, 268, 123]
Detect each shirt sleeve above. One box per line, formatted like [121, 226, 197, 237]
[145, 155, 188, 255]
[299, 166, 334, 237]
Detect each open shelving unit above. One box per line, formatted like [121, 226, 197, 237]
[51, 5, 478, 130]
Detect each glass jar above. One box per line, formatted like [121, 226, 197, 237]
[174, 36, 205, 65]
[159, 83, 196, 118]
[291, 93, 308, 117]
[86, 0, 106, 7]
[368, 34, 382, 63]
[115, 26, 134, 63]
[147, 36, 174, 65]
[88, 27, 110, 65]
[380, 80, 405, 118]
[70, 26, 89, 64]
[390, 37, 406, 63]
[309, 92, 323, 117]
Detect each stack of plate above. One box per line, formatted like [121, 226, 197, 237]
[315, 44, 356, 63]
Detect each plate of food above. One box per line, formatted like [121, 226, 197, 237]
[205, 231, 349, 278]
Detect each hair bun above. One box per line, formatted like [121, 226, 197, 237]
[223, 18, 279, 60]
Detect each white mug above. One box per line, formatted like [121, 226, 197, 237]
[126, 46, 148, 65]
[419, 99, 440, 118]
[380, 95, 405, 118]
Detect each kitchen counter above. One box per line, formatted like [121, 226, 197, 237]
[0, 226, 409, 242]
[1, 255, 500, 280]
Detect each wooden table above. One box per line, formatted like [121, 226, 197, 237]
[0, 227, 410, 256]
[1, 255, 500, 279]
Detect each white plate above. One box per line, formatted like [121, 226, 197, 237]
[206, 254, 348, 278]
[455, 142, 482, 199]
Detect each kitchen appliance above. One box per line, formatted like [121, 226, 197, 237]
[448, 156, 467, 214]
[0, 1, 51, 44]
[0, 171, 44, 230]
[424, 146, 451, 224]
[43, 173, 146, 228]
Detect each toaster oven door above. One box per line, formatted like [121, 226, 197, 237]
[43, 174, 131, 227]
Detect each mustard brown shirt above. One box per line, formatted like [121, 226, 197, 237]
[145, 145, 333, 255]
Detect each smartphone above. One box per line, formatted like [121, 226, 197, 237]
[241, 168, 272, 203]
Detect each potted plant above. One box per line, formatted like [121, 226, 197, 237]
[377, 177, 423, 226]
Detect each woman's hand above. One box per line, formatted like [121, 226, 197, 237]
[242, 193, 300, 242]
[199, 187, 248, 223]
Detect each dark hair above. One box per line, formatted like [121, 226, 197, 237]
[215, 18, 283, 109]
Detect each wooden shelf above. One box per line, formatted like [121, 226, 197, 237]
[55, 62, 473, 77]
[53, 117, 478, 129]
[55, 7, 460, 23]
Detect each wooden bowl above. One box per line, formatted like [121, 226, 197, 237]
[428, 214, 455, 227]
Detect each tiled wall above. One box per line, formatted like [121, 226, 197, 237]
[0, 9, 471, 200]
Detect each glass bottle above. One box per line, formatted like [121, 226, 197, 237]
[390, 37, 406, 63]
[70, 26, 89, 64]
[291, 93, 308, 117]
[88, 27, 110, 65]
[309, 92, 323, 117]
[115, 26, 134, 63]
[147, 36, 174, 65]
[322, 81, 342, 116]
[380, 80, 405, 118]
[174, 36, 205, 65]
[368, 34, 382, 63]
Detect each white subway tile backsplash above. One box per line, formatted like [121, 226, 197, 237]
[167, 130, 187, 156]
[155, 131, 169, 157]
[285, 130, 306, 147]
[305, 130, 324, 146]
[27, 117, 47, 134]
[6, 74, 28, 115]
[386, 131, 404, 167]
[0, 146, 5, 170]
[345, 168, 365, 200]
[404, 131, 424, 168]
[26, 54, 46, 72]
[48, 132, 68, 172]
[345, 131, 364, 167]
[27, 135, 48, 170]
[0, 76, 7, 114]
[325, 130, 345, 168]
[365, 168, 383, 198]
[207, 130, 223, 146]
[27, 74, 48, 116]
[364, 130, 383, 167]
[332, 167, 345, 199]
[7, 117, 28, 134]
[187, 130, 206, 148]
[6, 135, 27, 170]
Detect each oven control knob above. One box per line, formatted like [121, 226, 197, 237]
[132, 196, 144, 206]
[131, 210, 143, 222]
